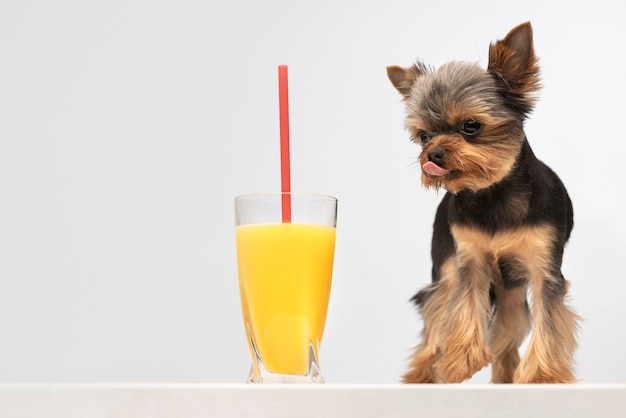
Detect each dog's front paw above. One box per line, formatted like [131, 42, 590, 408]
[514, 357, 576, 383]
[434, 343, 493, 383]
[403, 346, 442, 383]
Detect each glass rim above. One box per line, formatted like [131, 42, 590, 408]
[234, 192, 337, 202]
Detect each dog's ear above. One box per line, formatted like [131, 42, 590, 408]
[387, 65, 423, 98]
[488, 22, 541, 115]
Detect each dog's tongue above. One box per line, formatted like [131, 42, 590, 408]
[423, 161, 451, 177]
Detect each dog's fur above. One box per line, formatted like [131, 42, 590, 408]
[387, 22, 580, 383]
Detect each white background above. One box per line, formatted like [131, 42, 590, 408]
[1, 0, 624, 384]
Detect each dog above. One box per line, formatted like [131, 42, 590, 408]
[387, 22, 579, 383]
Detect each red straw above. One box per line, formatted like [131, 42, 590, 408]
[278, 65, 292, 223]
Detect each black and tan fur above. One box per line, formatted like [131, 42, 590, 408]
[387, 22, 579, 383]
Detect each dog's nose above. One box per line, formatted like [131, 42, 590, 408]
[427, 147, 447, 166]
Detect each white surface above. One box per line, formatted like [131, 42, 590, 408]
[1, 0, 625, 384]
[0, 384, 625, 418]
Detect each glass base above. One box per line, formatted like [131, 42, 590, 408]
[246, 363, 325, 384]
[244, 323, 325, 383]
[245, 342, 325, 384]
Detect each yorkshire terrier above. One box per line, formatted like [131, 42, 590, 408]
[387, 22, 579, 383]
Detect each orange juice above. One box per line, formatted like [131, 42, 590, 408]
[236, 223, 336, 375]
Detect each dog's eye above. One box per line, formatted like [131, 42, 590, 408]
[416, 131, 430, 144]
[461, 119, 482, 136]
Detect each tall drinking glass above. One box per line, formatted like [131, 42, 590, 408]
[235, 192, 337, 383]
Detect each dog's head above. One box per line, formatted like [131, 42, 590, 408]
[387, 22, 541, 193]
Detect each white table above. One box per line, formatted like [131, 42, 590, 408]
[1, 383, 624, 417]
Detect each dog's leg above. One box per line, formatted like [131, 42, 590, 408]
[488, 286, 531, 383]
[403, 257, 457, 383]
[514, 272, 579, 383]
[433, 234, 494, 383]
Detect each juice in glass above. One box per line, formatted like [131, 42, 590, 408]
[236, 223, 335, 377]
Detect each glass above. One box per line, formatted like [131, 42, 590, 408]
[234, 192, 337, 383]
